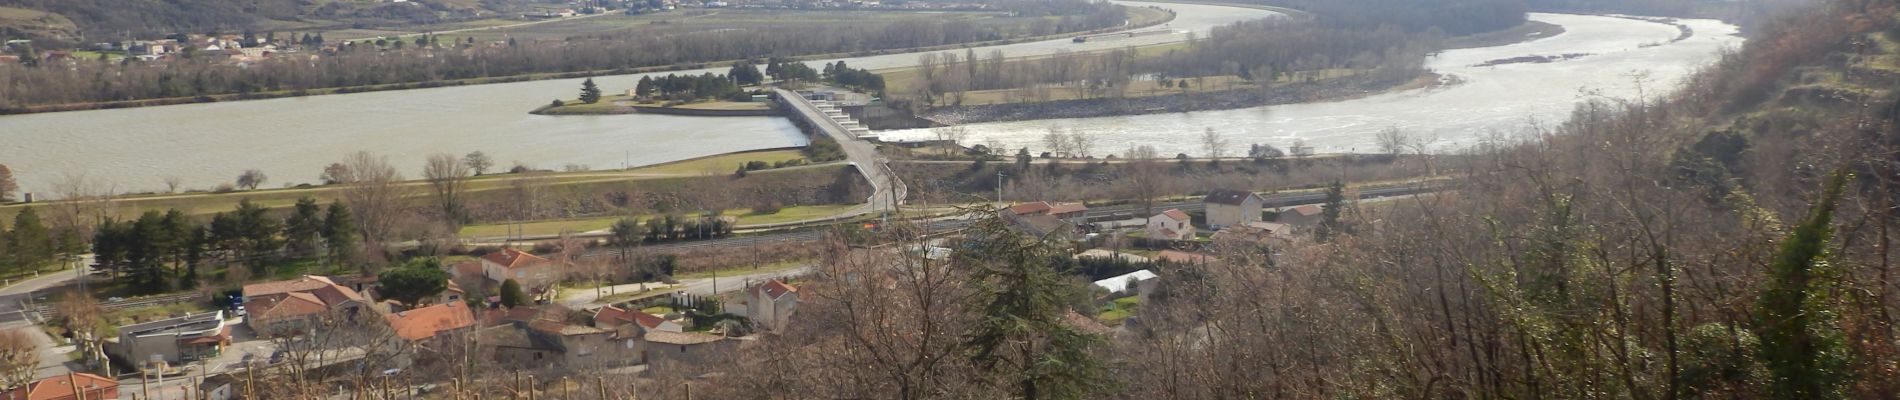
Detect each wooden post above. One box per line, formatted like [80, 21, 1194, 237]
[560, 377, 569, 400]
[142, 371, 150, 400]
[244, 364, 255, 400]
[453, 378, 463, 400]
[526, 375, 536, 400]
[68, 373, 83, 400]
[513, 371, 522, 400]
[595, 377, 606, 400]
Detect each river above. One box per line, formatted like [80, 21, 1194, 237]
[0, 1, 1275, 195]
[877, 13, 1745, 156]
[0, 5, 1736, 195]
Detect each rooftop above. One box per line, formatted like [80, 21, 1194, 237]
[1092, 270, 1158, 293]
[120, 311, 224, 338]
[386, 302, 476, 341]
[481, 249, 553, 270]
[1006, 201, 1053, 216]
[4, 374, 117, 400]
[1203, 189, 1262, 206]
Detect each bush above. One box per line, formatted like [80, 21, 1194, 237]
[751, 199, 784, 215]
[551, 99, 565, 107]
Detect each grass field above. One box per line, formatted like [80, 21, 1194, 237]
[0, 7, 77, 39]
[633, 149, 808, 175]
[0, 149, 821, 224]
[436, 9, 1019, 42]
[455, 203, 857, 237]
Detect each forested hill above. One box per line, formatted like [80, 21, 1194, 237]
[0, 0, 510, 43]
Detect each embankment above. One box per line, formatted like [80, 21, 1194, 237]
[921, 70, 1436, 125]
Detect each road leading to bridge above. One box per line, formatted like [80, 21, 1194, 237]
[774, 88, 907, 219]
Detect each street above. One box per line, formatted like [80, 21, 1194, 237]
[0, 259, 90, 381]
[562, 265, 812, 310]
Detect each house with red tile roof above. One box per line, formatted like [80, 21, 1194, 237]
[2, 374, 118, 400]
[1005, 201, 1053, 216]
[1047, 202, 1090, 224]
[592, 305, 682, 334]
[386, 302, 477, 343]
[480, 249, 561, 292]
[1278, 204, 1326, 227]
[745, 280, 799, 331]
[1145, 209, 1195, 241]
[242, 275, 367, 335]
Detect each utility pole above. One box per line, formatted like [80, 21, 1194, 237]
[996, 171, 1005, 203]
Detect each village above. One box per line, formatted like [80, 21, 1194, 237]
[0, 183, 1357, 400]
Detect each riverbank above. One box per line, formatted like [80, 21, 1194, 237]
[531, 95, 779, 116]
[920, 70, 1438, 125]
[0, 7, 1175, 116]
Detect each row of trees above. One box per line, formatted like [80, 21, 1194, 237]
[632, 73, 744, 101]
[607, 214, 735, 246]
[0, 1, 1128, 109]
[90, 198, 356, 290]
[822, 61, 886, 93]
[902, 17, 1432, 107]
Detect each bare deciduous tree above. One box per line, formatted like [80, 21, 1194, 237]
[1123, 145, 1165, 216]
[424, 152, 471, 225]
[320, 163, 353, 185]
[0, 164, 17, 202]
[236, 168, 268, 190]
[0, 329, 37, 389]
[1375, 125, 1410, 157]
[1201, 127, 1229, 159]
[161, 176, 182, 194]
[463, 151, 495, 176]
[1068, 128, 1096, 158]
[54, 292, 106, 373]
[339, 151, 408, 249]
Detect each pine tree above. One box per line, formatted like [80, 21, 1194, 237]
[962, 210, 1108, 400]
[1317, 180, 1345, 240]
[580, 78, 602, 104]
[321, 203, 357, 268]
[635, 76, 655, 99]
[8, 207, 50, 271]
[284, 198, 324, 258]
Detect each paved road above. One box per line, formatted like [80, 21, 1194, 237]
[0, 259, 91, 380]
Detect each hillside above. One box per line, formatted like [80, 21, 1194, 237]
[0, 0, 539, 43]
[669, 0, 1900, 398]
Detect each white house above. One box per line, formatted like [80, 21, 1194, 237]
[1145, 209, 1194, 241]
[1202, 189, 1265, 229]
